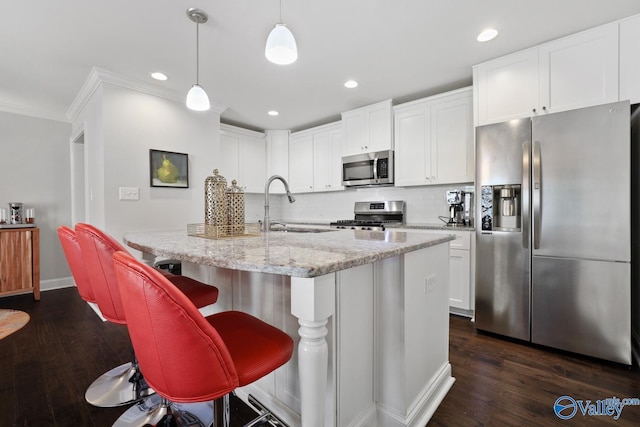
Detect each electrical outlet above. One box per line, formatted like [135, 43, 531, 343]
[425, 275, 436, 294]
[119, 187, 139, 201]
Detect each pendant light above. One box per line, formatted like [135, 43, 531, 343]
[265, 0, 297, 65]
[186, 8, 210, 111]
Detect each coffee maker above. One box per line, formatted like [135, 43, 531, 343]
[446, 190, 463, 225]
[446, 189, 473, 226]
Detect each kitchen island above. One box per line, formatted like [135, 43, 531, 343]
[124, 228, 455, 427]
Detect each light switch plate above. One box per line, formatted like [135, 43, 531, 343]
[119, 187, 139, 201]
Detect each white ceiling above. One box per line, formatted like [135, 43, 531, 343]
[2, 1, 640, 131]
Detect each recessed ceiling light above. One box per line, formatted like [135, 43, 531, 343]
[268, 110, 279, 116]
[151, 72, 168, 81]
[477, 28, 498, 42]
[344, 80, 358, 89]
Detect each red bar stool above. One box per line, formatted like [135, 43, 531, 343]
[113, 250, 294, 427]
[59, 225, 132, 407]
[57, 226, 97, 305]
[74, 223, 219, 410]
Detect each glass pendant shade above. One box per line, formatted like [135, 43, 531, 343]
[186, 84, 210, 111]
[185, 8, 210, 111]
[265, 24, 298, 65]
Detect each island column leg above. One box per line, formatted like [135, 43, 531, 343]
[291, 273, 335, 427]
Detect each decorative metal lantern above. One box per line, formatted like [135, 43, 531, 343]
[226, 180, 245, 234]
[204, 169, 227, 227]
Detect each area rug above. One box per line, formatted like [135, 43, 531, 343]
[0, 309, 30, 340]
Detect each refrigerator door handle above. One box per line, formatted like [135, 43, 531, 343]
[522, 141, 530, 249]
[532, 140, 542, 249]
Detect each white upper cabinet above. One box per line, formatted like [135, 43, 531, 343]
[538, 23, 618, 113]
[474, 22, 619, 125]
[290, 122, 343, 193]
[289, 133, 314, 193]
[341, 99, 393, 156]
[394, 87, 473, 187]
[473, 49, 539, 125]
[220, 124, 266, 193]
[620, 14, 640, 104]
[265, 130, 290, 194]
[313, 123, 344, 192]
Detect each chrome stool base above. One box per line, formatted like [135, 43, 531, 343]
[113, 394, 213, 427]
[247, 394, 289, 427]
[85, 362, 153, 407]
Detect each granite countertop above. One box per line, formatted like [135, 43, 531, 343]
[386, 223, 475, 232]
[124, 228, 454, 278]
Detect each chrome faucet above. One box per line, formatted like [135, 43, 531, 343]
[263, 175, 296, 232]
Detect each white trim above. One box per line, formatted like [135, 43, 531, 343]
[0, 100, 69, 123]
[69, 124, 86, 226]
[375, 363, 455, 427]
[66, 67, 227, 122]
[65, 67, 102, 122]
[220, 122, 266, 138]
[40, 276, 75, 292]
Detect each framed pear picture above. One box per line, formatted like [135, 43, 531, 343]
[149, 149, 189, 188]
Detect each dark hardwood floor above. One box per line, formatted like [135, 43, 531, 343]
[2, 287, 640, 426]
[0, 288, 259, 427]
[430, 316, 640, 426]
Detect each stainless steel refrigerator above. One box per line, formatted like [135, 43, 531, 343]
[475, 100, 633, 365]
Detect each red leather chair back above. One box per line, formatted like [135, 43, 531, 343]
[57, 226, 96, 303]
[113, 251, 239, 402]
[75, 223, 129, 325]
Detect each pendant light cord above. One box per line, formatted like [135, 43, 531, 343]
[195, 18, 200, 84]
[279, 0, 282, 23]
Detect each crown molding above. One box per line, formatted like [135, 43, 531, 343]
[66, 67, 227, 122]
[0, 101, 69, 123]
[220, 122, 266, 138]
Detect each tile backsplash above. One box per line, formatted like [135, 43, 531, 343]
[245, 183, 474, 224]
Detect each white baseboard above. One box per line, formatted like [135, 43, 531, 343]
[40, 276, 75, 292]
[376, 363, 455, 427]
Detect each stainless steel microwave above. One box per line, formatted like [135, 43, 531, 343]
[342, 150, 394, 187]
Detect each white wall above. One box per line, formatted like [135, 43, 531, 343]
[0, 111, 72, 286]
[85, 83, 221, 244]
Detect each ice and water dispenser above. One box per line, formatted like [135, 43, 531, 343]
[480, 184, 521, 231]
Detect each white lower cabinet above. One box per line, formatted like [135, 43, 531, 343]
[398, 228, 474, 316]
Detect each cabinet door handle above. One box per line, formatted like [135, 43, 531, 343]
[542, 106, 547, 111]
[532, 108, 537, 113]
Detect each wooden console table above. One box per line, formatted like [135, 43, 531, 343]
[0, 227, 40, 300]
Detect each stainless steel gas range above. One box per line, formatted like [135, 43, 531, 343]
[329, 201, 405, 231]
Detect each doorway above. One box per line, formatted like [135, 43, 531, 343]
[70, 129, 86, 225]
